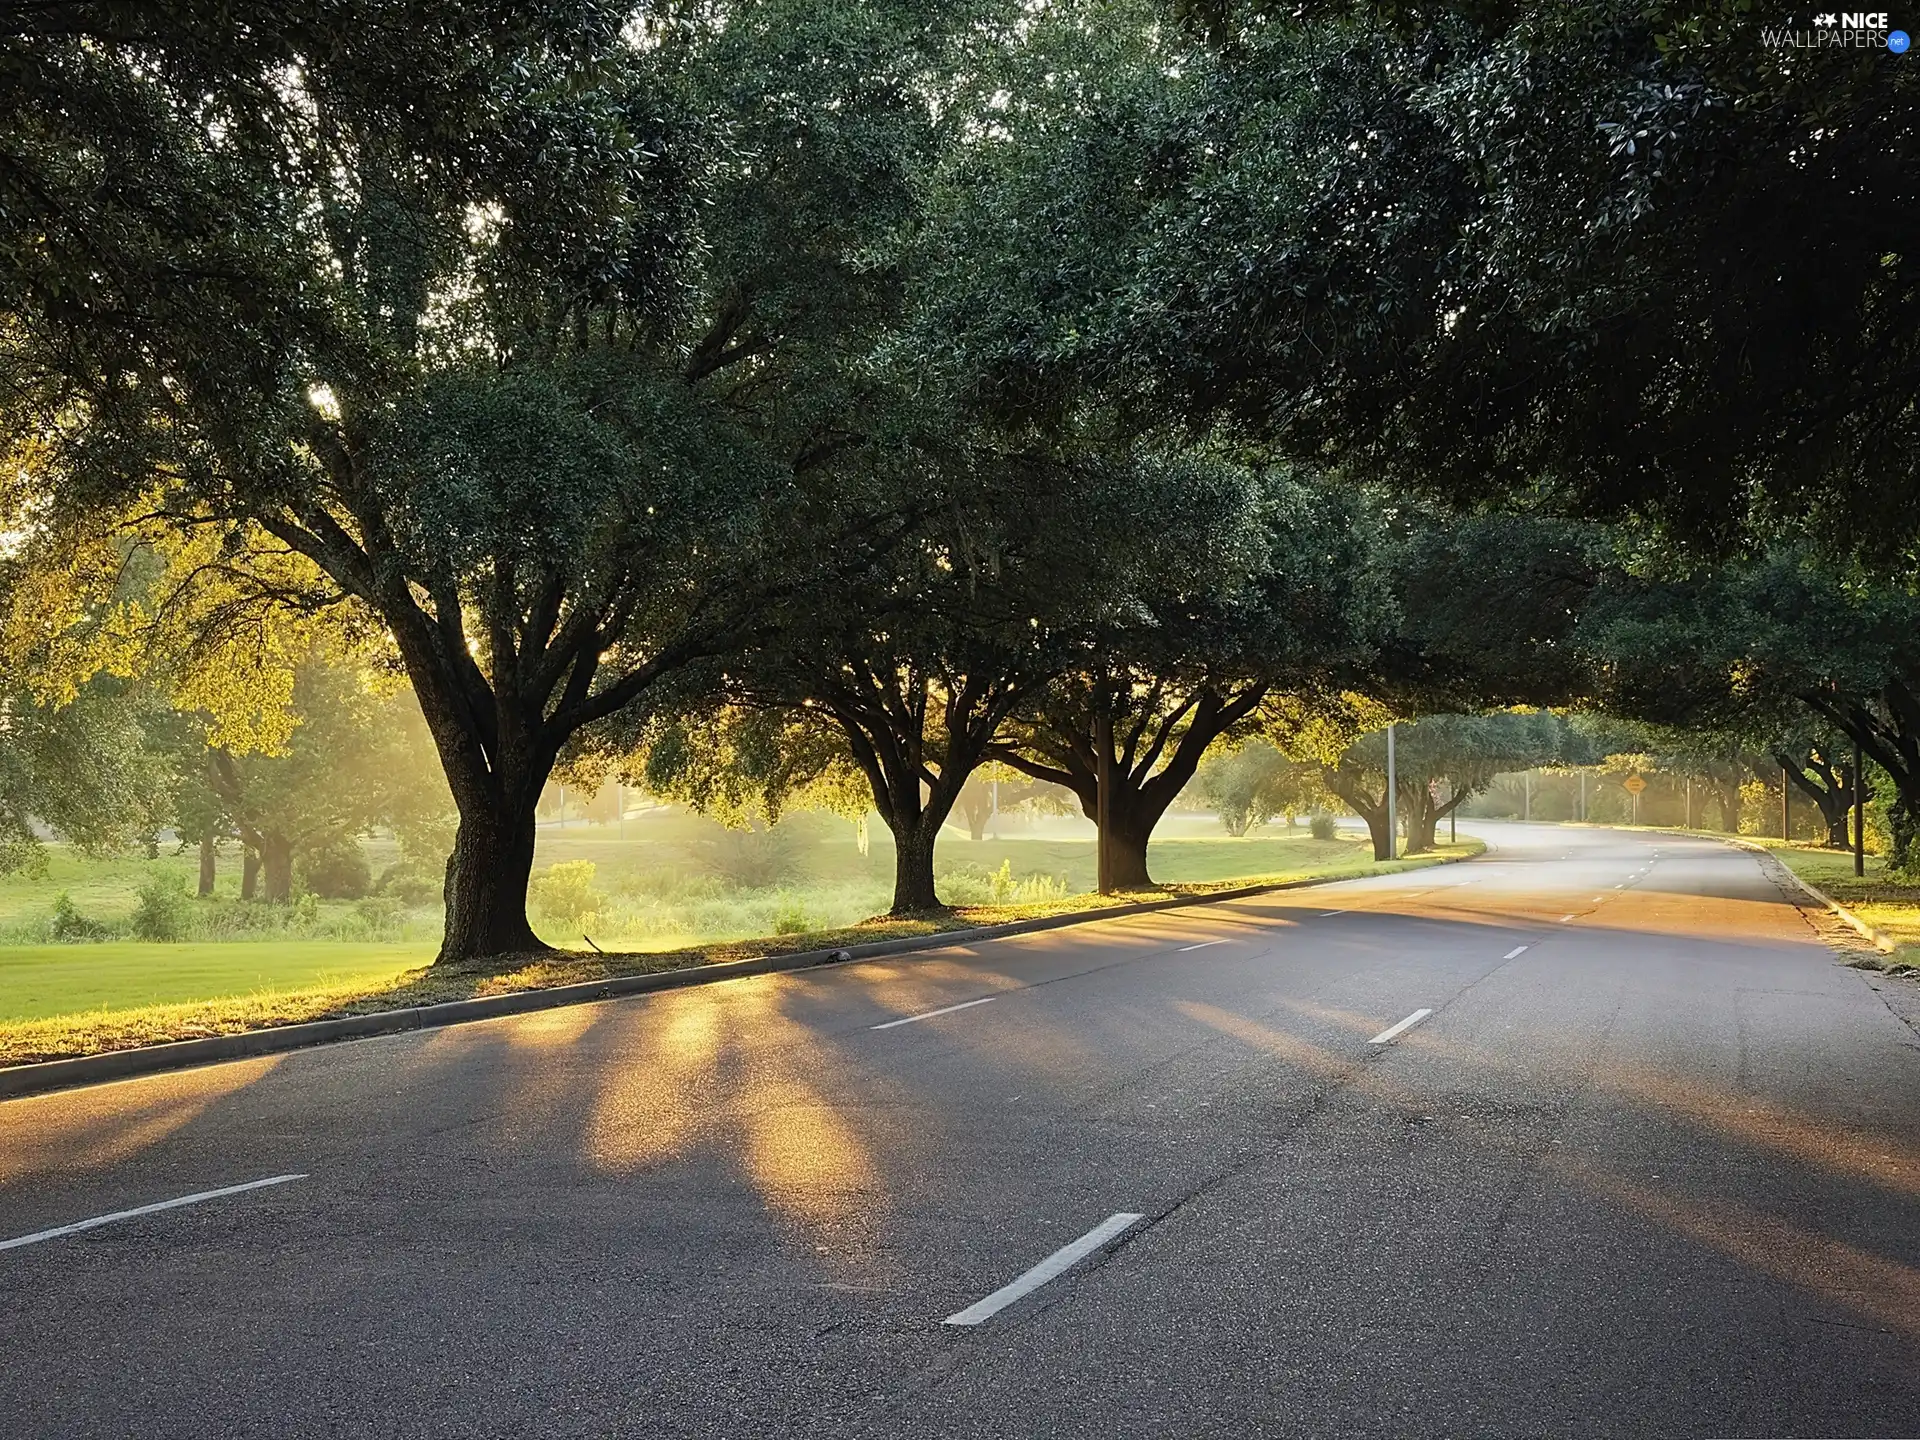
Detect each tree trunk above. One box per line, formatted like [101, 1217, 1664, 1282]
[241, 849, 260, 900]
[959, 785, 992, 842]
[1003, 687, 1265, 893]
[890, 822, 942, 913]
[1325, 768, 1394, 860]
[1402, 787, 1438, 854]
[1713, 779, 1742, 832]
[197, 833, 217, 897]
[438, 796, 548, 963]
[260, 833, 294, 903]
[1102, 801, 1157, 889]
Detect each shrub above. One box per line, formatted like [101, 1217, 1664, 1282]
[771, 897, 814, 935]
[530, 860, 606, 930]
[683, 823, 805, 888]
[298, 839, 373, 899]
[377, 858, 442, 906]
[51, 891, 111, 941]
[290, 892, 320, 928]
[131, 870, 193, 941]
[1309, 813, 1339, 841]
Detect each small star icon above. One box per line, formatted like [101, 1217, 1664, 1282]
[1815, 11, 1837, 23]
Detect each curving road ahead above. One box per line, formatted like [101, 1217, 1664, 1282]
[2, 823, 1917, 1438]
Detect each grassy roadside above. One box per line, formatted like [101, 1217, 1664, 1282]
[0, 839, 1481, 1068]
[1727, 838, 1920, 973]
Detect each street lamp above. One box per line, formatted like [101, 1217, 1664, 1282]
[1385, 722, 1397, 860]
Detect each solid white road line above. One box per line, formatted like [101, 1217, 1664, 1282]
[0, 1174, 307, 1253]
[943, 1212, 1145, 1326]
[1503, 945, 1529, 959]
[1318, 910, 1347, 917]
[1178, 939, 1229, 952]
[871, 996, 996, 1030]
[1368, 1008, 1434, 1045]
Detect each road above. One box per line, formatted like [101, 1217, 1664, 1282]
[2, 823, 1917, 1438]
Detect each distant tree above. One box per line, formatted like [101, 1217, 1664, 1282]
[1770, 734, 1868, 850]
[993, 468, 1376, 889]
[193, 659, 452, 903]
[1323, 713, 1565, 858]
[953, 768, 1059, 843]
[0, 678, 168, 875]
[1192, 740, 1323, 837]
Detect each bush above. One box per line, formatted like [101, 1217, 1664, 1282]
[298, 839, 373, 899]
[1309, 813, 1339, 842]
[683, 823, 805, 888]
[940, 860, 1071, 907]
[771, 896, 814, 935]
[131, 870, 193, 941]
[530, 860, 606, 930]
[51, 891, 112, 941]
[377, 857, 443, 906]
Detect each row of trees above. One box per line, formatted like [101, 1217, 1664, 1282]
[3, 2, 1915, 963]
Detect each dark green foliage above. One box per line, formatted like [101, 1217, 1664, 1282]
[297, 840, 375, 901]
[131, 870, 192, 942]
[50, 891, 110, 942]
[922, 0, 1920, 568]
[0, 680, 169, 875]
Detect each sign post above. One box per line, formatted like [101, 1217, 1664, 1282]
[1624, 773, 1646, 826]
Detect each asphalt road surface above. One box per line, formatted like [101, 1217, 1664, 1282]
[3, 822, 1918, 1439]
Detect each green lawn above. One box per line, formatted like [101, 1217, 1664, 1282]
[1748, 841, 1920, 970]
[0, 940, 436, 1022]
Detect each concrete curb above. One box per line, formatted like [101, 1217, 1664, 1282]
[0, 848, 1479, 1102]
[1725, 838, 1899, 954]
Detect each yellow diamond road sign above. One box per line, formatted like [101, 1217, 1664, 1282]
[1623, 775, 1647, 795]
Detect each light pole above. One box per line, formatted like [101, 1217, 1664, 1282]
[1385, 723, 1397, 860]
[1781, 764, 1791, 842]
[1095, 703, 1113, 894]
[1855, 743, 1866, 878]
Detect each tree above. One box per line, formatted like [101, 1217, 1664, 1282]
[0, 678, 168, 875]
[1772, 735, 1868, 850]
[192, 658, 451, 902]
[993, 466, 1376, 889]
[921, 0, 1920, 571]
[1323, 712, 1565, 859]
[2, 0, 986, 960]
[1191, 740, 1322, 837]
[953, 768, 1056, 843]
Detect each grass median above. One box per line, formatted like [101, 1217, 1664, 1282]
[0, 836, 1481, 1069]
[1734, 839, 1920, 973]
